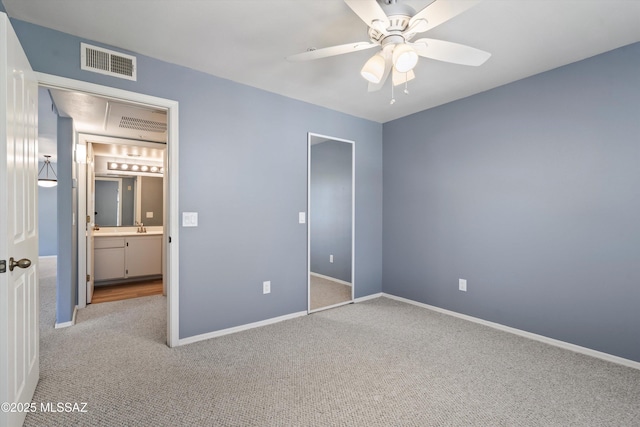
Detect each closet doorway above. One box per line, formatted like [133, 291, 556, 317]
[307, 133, 355, 312]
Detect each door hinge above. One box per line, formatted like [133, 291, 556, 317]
[86, 274, 91, 282]
[86, 215, 91, 223]
[0, 260, 6, 274]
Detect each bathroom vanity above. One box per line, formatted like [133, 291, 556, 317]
[94, 230, 163, 283]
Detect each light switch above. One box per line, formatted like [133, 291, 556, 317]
[146, 211, 154, 218]
[182, 212, 198, 227]
[299, 212, 306, 224]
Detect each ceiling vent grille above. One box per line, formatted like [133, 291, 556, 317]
[119, 116, 167, 133]
[81, 43, 137, 81]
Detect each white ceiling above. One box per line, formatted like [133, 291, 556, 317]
[6, 0, 640, 123]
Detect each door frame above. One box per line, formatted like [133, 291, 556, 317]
[36, 72, 180, 347]
[307, 132, 355, 313]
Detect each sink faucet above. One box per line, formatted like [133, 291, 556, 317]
[136, 221, 146, 233]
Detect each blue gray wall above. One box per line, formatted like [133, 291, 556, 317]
[382, 42, 640, 362]
[122, 177, 135, 226]
[37, 163, 57, 256]
[94, 180, 119, 226]
[310, 140, 352, 282]
[11, 19, 383, 337]
[56, 117, 77, 324]
[140, 176, 162, 227]
[38, 87, 58, 256]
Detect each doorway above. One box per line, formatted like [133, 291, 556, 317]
[307, 132, 355, 312]
[37, 72, 180, 347]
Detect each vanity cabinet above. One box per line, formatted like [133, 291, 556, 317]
[94, 237, 126, 281]
[94, 234, 162, 282]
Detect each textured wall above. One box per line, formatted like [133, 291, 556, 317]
[383, 42, 640, 362]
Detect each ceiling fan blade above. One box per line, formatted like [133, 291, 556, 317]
[345, 0, 390, 32]
[287, 42, 378, 62]
[411, 38, 491, 66]
[392, 69, 415, 87]
[409, 0, 481, 34]
[368, 48, 393, 92]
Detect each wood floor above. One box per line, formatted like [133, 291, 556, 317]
[91, 279, 163, 304]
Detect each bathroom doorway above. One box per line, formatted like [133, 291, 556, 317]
[38, 72, 180, 346]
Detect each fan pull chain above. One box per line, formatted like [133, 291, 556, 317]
[390, 82, 396, 105]
[404, 74, 409, 95]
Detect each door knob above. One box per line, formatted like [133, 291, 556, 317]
[9, 257, 31, 272]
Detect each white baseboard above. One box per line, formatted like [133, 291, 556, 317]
[54, 305, 77, 329]
[382, 293, 640, 371]
[310, 272, 352, 287]
[178, 310, 308, 346]
[354, 292, 382, 303]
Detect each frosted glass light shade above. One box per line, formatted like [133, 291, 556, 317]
[360, 53, 386, 84]
[38, 179, 57, 188]
[393, 44, 418, 73]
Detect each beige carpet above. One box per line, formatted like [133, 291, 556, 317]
[309, 274, 352, 310]
[27, 257, 640, 426]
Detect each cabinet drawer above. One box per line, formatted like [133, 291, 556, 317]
[94, 237, 125, 249]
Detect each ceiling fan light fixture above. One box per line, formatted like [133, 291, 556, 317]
[360, 53, 386, 83]
[392, 44, 418, 73]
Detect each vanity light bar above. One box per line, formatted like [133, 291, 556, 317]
[108, 162, 163, 174]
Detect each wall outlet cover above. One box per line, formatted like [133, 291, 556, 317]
[263, 280, 271, 294]
[459, 279, 467, 292]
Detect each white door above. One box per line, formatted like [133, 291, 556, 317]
[0, 13, 40, 427]
[86, 143, 95, 303]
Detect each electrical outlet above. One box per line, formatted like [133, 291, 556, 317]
[330, 254, 334, 263]
[459, 279, 467, 292]
[263, 281, 271, 294]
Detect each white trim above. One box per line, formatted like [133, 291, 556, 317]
[177, 311, 307, 346]
[310, 272, 352, 287]
[307, 132, 356, 313]
[38, 255, 57, 260]
[76, 138, 87, 309]
[382, 293, 640, 371]
[354, 292, 382, 303]
[35, 72, 180, 347]
[54, 306, 77, 329]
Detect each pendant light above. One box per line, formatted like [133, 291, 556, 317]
[38, 155, 58, 188]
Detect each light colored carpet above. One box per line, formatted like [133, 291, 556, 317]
[28, 257, 640, 426]
[309, 274, 352, 310]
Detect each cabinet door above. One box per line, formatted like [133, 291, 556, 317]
[126, 235, 162, 277]
[94, 248, 126, 280]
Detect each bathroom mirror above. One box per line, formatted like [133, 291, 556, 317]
[94, 175, 163, 227]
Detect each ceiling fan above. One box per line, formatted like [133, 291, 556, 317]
[287, 0, 491, 93]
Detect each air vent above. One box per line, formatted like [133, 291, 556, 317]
[81, 43, 137, 81]
[119, 116, 167, 133]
